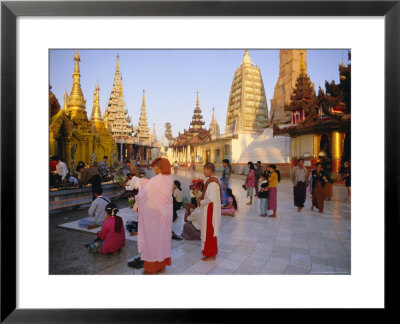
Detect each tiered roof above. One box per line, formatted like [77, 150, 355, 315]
[103, 54, 134, 139]
[284, 52, 318, 115]
[137, 90, 151, 142]
[274, 53, 351, 137]
[172, 92, 211, 147]
[190, 91, 206, 129]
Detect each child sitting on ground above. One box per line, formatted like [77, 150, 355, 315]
[221, 188, 237, 216]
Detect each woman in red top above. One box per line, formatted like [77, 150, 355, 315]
[87, 203, 126, 255]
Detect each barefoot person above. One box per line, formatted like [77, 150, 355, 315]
[245, 161, 255, 205]
[267, 164, 280, 218]
[290, 158, 309, 212]
[86, 203, 125, 255]
[136, 158, 173, 274]
[311, 163, 327, 213]
[199, 163, 222, 261]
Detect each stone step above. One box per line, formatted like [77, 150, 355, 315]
[49, 186, 122, 213]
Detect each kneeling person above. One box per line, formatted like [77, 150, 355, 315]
[87, 203, 125, 255]
[79, 187, 110, 229]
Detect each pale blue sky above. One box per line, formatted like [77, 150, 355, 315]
[49, 49, 349, 139]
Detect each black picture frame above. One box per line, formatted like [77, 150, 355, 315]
[1, 0, 398, 322]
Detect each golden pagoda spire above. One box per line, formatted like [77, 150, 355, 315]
[63, 89, 69, 110]
[91, 83, 103, 122]
[212, 107, 215, 121]
[68, 50, 87, 119]
[196, 90, 199, 107]
[300, 50, 306, 75]
[73, 50, 80, 73]
[116, 53, 120, 73]
[142, 89, 146, 105]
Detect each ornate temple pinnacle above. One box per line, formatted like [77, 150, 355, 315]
[116, 53, 120, 72]
[242, 49, 253, 66]
[68, 50, 86, 115]
[91, 84, 103, 122]
[63, 90, 69, 109]
[74, 50, 80, 62]
[142, 90, 146, 105]
[196, 90, 199, 106]
[73, 50, 81, 75]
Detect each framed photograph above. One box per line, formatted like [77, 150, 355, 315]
[1, 0, 398, 322]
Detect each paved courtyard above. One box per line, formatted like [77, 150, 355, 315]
[50, 169, 351, 275]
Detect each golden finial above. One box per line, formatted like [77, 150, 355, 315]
[142, 89, 146, 105]
[73, 50, 80, 62]
[73, 50, 81, 74]
[116, 53, 120, 72]
[212, 107, 215, 121]
[300, 50, 306, 74]
[196, 90, 199, 106]
[91, 83, 102, 122]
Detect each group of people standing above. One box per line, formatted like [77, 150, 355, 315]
[244, 161, 280, 218]
[292, 158, 351, 213]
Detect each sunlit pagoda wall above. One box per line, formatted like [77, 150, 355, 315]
[225, 50, 269, 134]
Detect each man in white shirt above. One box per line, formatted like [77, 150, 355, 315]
[78, 187, 111, 229]
[52, 156, 69, 184]
[120, 173, 140, 199]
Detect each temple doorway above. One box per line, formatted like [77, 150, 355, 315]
[319, 134, 331, 171]
[319, 134, 330, 157]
